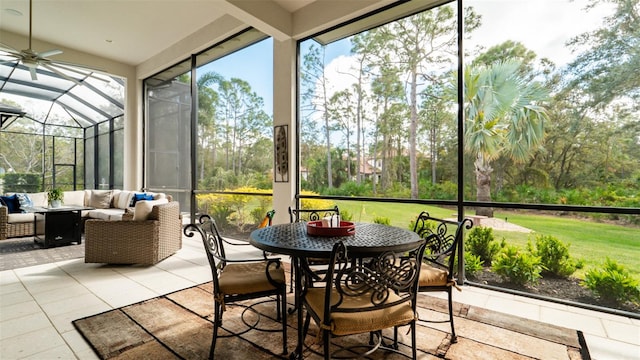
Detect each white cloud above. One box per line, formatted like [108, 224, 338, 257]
[323, 55, 360, 95]
[466, 0, 615, 66]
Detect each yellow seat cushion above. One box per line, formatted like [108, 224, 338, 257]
[219, 262, 285, 295]
[418, 265, 449, 287]
[305, 288, 415, 336]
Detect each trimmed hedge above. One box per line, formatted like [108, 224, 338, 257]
[3, 173, 42, 193]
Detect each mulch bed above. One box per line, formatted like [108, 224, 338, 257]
[468, 268, 640, 314]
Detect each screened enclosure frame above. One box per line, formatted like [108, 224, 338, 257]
[294, 0, 640, 321]
[0, 56, 125, 191]
[0, 115, 124, 192]
[143, 1, 640, 320]
[143, 28, 271, 218]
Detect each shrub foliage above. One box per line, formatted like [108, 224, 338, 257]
[583, 258, 640, 304]
[492, 245, 543, 286]
[528, 234, 577, 278]
[460, 252, 484, 277]
[465, 226, 504, 266]
[373, 216, 391, 225]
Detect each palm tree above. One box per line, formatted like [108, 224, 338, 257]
[463, 60, 549, 217]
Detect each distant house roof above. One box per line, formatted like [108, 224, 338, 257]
[360, 159, 380, 175]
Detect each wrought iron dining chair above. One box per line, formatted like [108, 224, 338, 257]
[288, 206, 341, 292]
[183, 214, 287, 358]
[412, 211, 473, 343]
[300, 240, 427, 359]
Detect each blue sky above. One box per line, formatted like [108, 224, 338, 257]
[198, 38, 275, 115]
[203, 37, 353, 117]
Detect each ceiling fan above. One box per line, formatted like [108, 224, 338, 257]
[0, 0, 108, 85]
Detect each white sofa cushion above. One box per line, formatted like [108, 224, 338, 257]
[63, 190, 86, 207]
[110, 190, 121, 208]
[28, 192, 48, 207]
[116, 191, 135, 209]
[133, 199, 169, 221]
[87, 208, 126, 221]
[7, 212, 35, 223]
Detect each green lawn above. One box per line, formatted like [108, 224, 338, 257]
[334, 200, 640, 279]
[334, 200, 451, 228]
[492, 211, 640, 278]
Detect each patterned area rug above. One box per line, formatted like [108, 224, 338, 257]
[0, 237, 85, 271]
[73, 282, 590, 360]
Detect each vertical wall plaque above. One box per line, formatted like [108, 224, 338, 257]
[274, 125, 289, 182]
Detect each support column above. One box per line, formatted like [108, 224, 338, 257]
[124, 76, 143, 191]
[271, 38, 297, 224]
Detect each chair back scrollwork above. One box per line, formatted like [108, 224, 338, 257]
[288, 206, 341, 292]
[289, 206, 339, 223]
[412, 211, 473, 272]
[324, 240, 427, 316]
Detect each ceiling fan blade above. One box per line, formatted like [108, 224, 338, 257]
[0, 52, 20, 59]
[29, 67, 38, 80]
[0, 42, 20, 54]
[49, 61, 110, 83]
[0, 52, 20, 60]
[38, 49, 63, 58]
[41, 63, 82, 85]
[0, 59, 20, 65]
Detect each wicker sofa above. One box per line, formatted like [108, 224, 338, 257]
[84, 200, 182, 265]
[0, 207, 39, 240]
[0, 191, 48, 240]
[0, 189, 170, 241]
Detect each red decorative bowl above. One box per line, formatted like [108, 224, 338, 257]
[306, 221, 356, 237]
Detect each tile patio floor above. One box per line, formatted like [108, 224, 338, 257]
[0, 231, 638, 359]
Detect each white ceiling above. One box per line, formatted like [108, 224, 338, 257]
[0, 0, 317, 66]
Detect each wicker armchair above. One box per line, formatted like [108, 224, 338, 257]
[0, 206, 7, 240]
[84, 201, 182, 265]
[0, 205, 42, 240]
